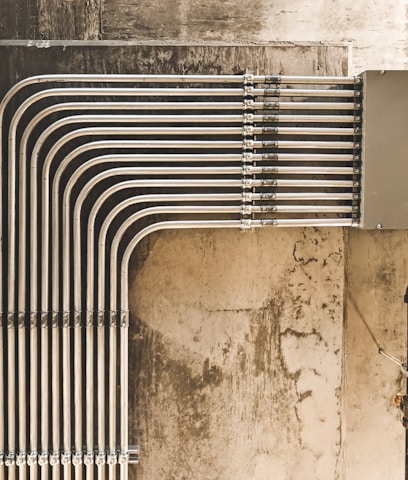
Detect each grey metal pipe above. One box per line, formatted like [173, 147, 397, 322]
[74, 324, 82, 462]
[62, 325, 71, 462]
[252, 87, 358, 98]
[8, 322, 16, 463]
[30, 318, 38, 465]
[255, 101, 359, 110]
[18, 319, 27, 464]
[40, 321, 49, 471]
[1, 71, 360, 476]
[51, 325, 60, 462]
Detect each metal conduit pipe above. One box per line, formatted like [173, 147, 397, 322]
[21, 90, 358, 316]
[0, 72, 360, 475]
[20, 90, 358, 310]
[0, 70, 359, 293]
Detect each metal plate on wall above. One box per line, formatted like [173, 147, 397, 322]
[360, 70, 408, 229]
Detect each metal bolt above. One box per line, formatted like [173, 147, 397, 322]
[380, 70, 385, 75]
[377, 223, 383, 229]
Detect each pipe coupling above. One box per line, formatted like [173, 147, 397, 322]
[244, 86, 254, 96]
[243, 99, 254, 110]
[49, 452, 59, 466]
[242, 125, 253, 136]
[5, 453, 15, 466]
[73, 311, 82, 328]
[7, 312, 15, 328]
[0, 453, 4, 465]
[243, 113, 254, 124]
[97, 310, 105, 327]
[243, 73, 254, 85]
[95, 452, 106, 465]
[84, 451, 94, 465]
[38, 452, 48, 466]
[72, 451, 83, 466]
[16, 453, 27, 466]
[118, 452, 129, 465]
[107, 452, 117, 465]
[27, 452, 37, 466]
[17, 312, 25, 328]
[60, 451, 71, 465]
[242, 139, 254, 150]
[240, 218, 252, 231]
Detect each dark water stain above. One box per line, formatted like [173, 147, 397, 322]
[102, 0, 265, 41]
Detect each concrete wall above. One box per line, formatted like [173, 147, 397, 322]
[2, 1, 408, 479]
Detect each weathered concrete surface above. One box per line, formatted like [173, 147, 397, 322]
[101, 0, 408, 74]
[0, 42, 349, 95]
[343, 230, 408, 479]
[129, 228, 345, 479]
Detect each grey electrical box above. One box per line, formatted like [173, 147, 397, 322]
[360, 70, 408, 229]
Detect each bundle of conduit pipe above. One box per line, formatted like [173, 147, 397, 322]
[0, 73, 362, 480]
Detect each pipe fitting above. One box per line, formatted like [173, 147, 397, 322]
[62, 311, 70, 328]
[242, 139, 254, 150]
[97, 310, 105, 327]
[241, 164, 252, 176]
[38, 452, 48, 466]
[244, 85, 254, 96]
[241, 204, 252, 217]
[72, 451, 83, 466]
[0, 453, 4, 465]
[243, 99, 254, 110]
[86, 310, 93, 327]
[73, 311, 81, 328]
[243, 73, 254, 85]
[51, 311, 59, 328]
[110, 311, 118, 327]
[121, 310, 129, 327]
[49, 452, 59, 466]
[5, 453, 15, 466]
[7, 312, 15, 328]
[40, 312, 48, 328]
[95, 451, 106, 465]
[16, 453, 27, 466]
[30, 312, 38, 328]
[84, 451, 94, 465]
[241, 178, 253, 189]
[17, 312, 25, 328]
[107, 452, 117, 465]
[240, 218, 252, 231]
[242, 151, 253, 162]
[118, 452, 129, 465]
[242, 191, 252, 203]
[242, 125, 253, 136]
[60, 451, 71, 465]
[27, 452, 37, 466]
[243, 113, 254, 124]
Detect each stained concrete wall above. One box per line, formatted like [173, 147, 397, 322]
[2, 1, 408, 479]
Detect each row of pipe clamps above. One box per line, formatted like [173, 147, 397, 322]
[241, 84, 254, 233]
[3, 450, 130, 466]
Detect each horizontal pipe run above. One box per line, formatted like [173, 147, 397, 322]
[251, 88, 358, 98]
[26, 119, 359, 138]
[255, 101, 360, 111]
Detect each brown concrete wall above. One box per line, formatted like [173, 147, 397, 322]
[129, 227, 346, 479]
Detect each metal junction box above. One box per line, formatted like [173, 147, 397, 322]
[360, 70, 408, 229]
